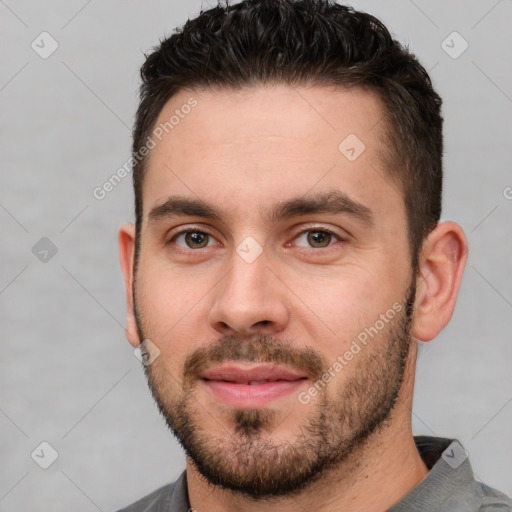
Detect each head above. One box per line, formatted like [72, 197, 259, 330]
[119, 0, 467, 500]
[131, 0, 445, 271]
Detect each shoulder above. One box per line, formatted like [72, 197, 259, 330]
[477, 481, 512, 511]
[115, 480, 179, 512]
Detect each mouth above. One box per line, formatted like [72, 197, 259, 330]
[200, 363, 308, 408]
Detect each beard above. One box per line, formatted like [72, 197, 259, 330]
[135, 282, 416, 500]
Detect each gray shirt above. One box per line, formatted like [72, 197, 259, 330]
[116, 436, 512, 511]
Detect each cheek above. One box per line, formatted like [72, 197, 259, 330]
[135, 263, 211, 358]
[299, 268, 400, 355]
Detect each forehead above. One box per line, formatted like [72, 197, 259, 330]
[142, 84, 401, 225]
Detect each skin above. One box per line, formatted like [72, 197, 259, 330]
[119, 84, 468, 512]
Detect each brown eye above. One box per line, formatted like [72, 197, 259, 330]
[172, 231, 215, 249]
[307, 231, 332, 248]
[185, 232, 209, 248]
[294, 229, 338, 248]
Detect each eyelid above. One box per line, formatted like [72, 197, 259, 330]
[290, 224, 348, 241]
[166, 225, 221, 246]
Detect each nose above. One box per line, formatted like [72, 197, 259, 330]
[208, 249, 290, 338]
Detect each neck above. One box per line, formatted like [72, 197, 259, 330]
[187, 343, 428, 512]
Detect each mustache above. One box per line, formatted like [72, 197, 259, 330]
[182, 335, 327, 386]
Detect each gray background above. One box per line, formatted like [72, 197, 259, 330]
[1, 0, 511, 510]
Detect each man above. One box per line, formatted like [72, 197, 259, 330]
[117, 0, 512, 510]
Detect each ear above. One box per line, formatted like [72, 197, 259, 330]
[118, 223, 141, 348]
[412, 221, 468, 342]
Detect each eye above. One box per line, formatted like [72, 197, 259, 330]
[293, 228, 341, 249]
[171, 230, 218, 249]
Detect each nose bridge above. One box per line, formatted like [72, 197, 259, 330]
[223, 248, 271, 307]
[209, 245, 289, 335]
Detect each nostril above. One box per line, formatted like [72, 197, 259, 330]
[255, 320, 271, 327]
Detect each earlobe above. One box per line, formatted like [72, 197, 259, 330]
[118, 223, 141, 348]
[412, 221, 468, 342]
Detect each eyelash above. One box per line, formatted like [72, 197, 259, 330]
[288, 227, 344, 251]
[167, 226, 344, 251]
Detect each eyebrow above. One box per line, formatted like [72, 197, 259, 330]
[149, 196, 222, 223]
[148, 191, 374, 227]
[267, 191, 374, 227]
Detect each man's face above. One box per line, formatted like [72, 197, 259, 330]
[131, 85, 416, 497]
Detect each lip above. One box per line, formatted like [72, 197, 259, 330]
[201, 362, 308, 383]
[201, 363, 308, 408]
